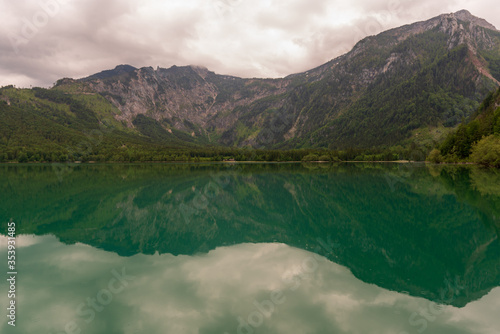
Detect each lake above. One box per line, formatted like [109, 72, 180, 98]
[1, 163, 499, 334]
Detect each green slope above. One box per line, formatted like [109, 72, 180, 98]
[431, 86, 500, 166]
[217, 24, 500, 150]
[0, 86, 201, 162]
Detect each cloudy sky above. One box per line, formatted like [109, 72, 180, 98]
[0, 0, 499, 88]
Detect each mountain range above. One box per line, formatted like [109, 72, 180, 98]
[1, 10, 499, 160]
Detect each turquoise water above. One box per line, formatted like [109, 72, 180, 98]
[1, 163, 499, 333]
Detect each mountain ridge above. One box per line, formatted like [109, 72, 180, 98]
[75, 10, 497, 83]
[1, 10, 500, 160]
[63, 10, 499, 147]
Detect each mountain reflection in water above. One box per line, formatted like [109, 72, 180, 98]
[1, 163, 499, 314]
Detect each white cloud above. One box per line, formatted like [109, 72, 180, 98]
[0, 0, 498, 87]
[4, 237, 499, 334]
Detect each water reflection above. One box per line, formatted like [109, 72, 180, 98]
[1, 163, 499, 308]
[0, 235, 499, 334]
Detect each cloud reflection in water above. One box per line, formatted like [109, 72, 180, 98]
[1, 235, 499, 334]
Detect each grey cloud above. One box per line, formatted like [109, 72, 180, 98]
[0, 0, 499, 87]
[254, 0, 328, 32]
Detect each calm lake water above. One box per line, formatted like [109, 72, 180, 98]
[1, 163, 499, 334]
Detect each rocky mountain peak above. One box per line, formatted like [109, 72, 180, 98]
[83, 64, 137, 81]
[431, 10, 499, 52]
[453, 9, 497, 31]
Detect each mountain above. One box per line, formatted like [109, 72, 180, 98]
[1, 10, 500, 159]
[55, 64, 291, 145]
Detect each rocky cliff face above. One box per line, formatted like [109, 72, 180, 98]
[68, 64, 291, 136]
[454, 9, 498, 31]
[56, 10, 500, 149]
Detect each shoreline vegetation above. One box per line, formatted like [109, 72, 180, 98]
[1, 142, 497, 166]
[0, 144, 496, 167]
[0, 147, 409, 164]
[0, 160, 479, 166]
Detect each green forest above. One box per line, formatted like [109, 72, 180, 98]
[0, 85, 429, 163]
[1, 84, 500, 166]
[428, 86, 500, 167]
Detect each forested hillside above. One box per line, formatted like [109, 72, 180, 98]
[429, 87, 500, 166]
